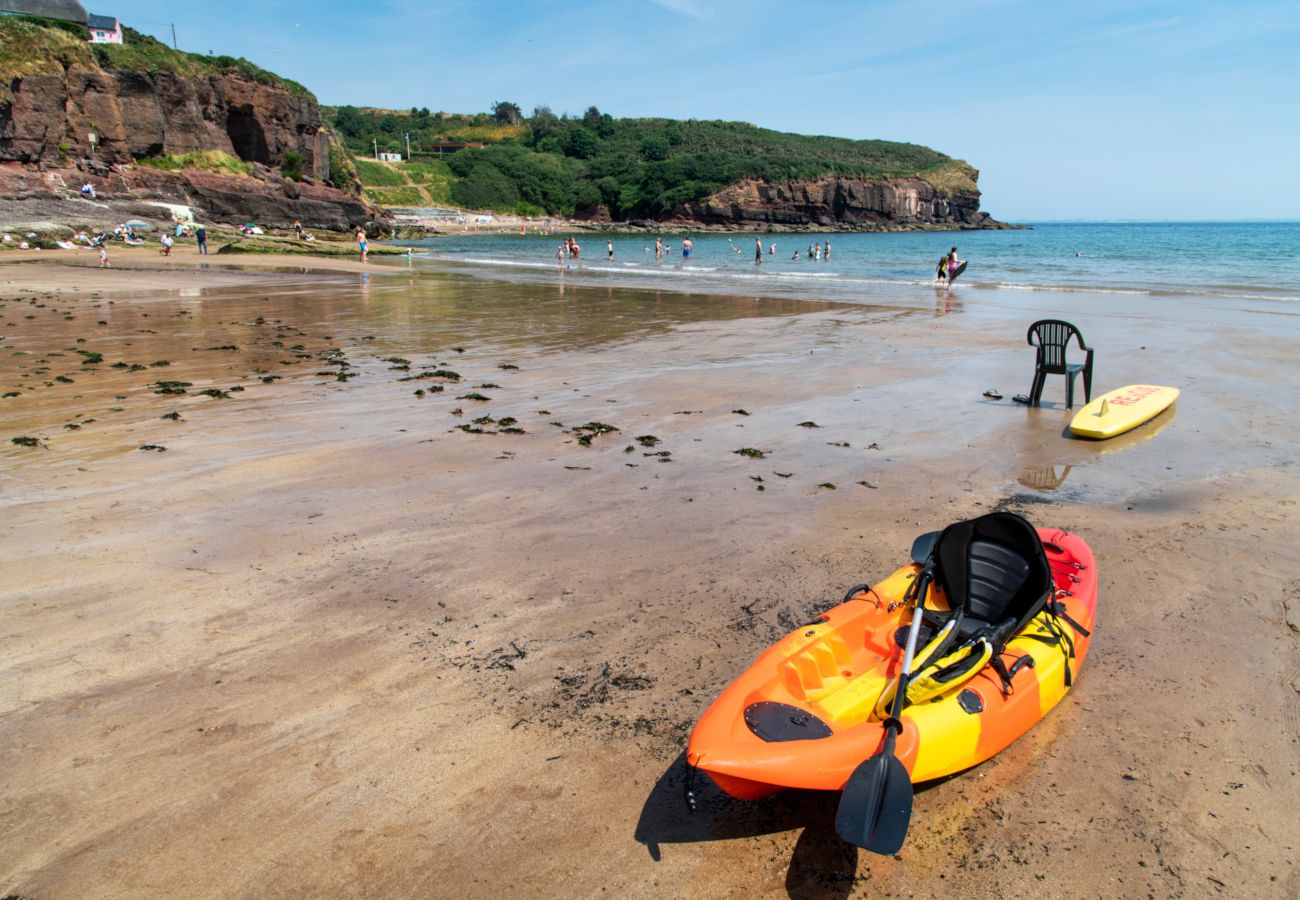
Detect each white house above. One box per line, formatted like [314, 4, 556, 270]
[377, 152, 402, 162]
[86, 12, 120, 43]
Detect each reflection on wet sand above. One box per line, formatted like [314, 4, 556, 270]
[1017, 464, 1073, 490]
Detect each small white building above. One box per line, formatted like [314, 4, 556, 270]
[87, 12, 120, 43]
[377, 152, 402, 162]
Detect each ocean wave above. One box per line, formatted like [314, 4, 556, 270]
[410, 252, 1300, 304]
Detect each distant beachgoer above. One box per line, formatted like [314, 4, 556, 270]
[825, 240, 831, 260]
[643, 244, 649, 254]
[731, 243, 742, 253]
[946, 246, 961, 285]
[607, 239, 614, 260]
[655, 237, 663, 260]
[175, 221, 184, 239]
[814, 243, 822, 261]
[357, 228, 368, 263]
[935, 256, 947, 282]
[571, 240, 580, 259]
[160, 234, 173, 256]
[682, 238, 692, 258]
[769, 243, 775, 255]
[293, 220, 304, 239]
[808, 243, 815, 258]
[792, 250, 800, 260]
[196, 225, 207, 255]
[99, 245, 109, 267]
[755, 237, 763, 263]
[557, 244, 564, 267]
[81, 182, 95, 199]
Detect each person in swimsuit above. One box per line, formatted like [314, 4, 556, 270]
[357, 228, 368, 263]
[946, 246, 961, 286]
[755, 237, 763, 263]
[682, 238, 692, 258]
[655, 237, 663, 260]
[607, 239, 613, 260]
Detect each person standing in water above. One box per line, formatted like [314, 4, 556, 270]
[755, 237, 763, 264]
[655, 237, 663, 260]
[824, 240, 831, 260]
[946, 246, 962, 287]
[682, 237, 692, 258]
[607, 239, 614, 260]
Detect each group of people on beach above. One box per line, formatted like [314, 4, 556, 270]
[791, 241, 830, 261]
[555, 236, 582, 266]
[935, 246, 963, 288]
[650, 236, 693, 259]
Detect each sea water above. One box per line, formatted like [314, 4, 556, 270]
[399, 221, 1300, 307]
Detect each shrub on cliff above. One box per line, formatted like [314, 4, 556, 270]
[137, 150, 253, 176]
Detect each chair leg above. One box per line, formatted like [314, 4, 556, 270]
[1065, 371, 1076, 408]
[1029, 370, 1045, 407]
[1083, 365, 1093, 404]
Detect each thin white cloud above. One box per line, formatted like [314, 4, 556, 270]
[648, 0, 706, 21]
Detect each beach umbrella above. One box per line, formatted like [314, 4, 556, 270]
[123, 220, 153, 231]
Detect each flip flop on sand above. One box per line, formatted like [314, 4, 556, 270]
[983, 390, 1002, 400]
[1012, 394, 1032, 404]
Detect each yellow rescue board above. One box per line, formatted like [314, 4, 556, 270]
[1070, 384, 1179, 439]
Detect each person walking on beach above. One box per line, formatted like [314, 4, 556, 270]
[196, 224, 207, 255]
[946, 246, 961, 287]
[99, 244, 109, 268]
[356, 228, 368, 263]
[755, 237, 763, 264]
[160, 233, 173, 256]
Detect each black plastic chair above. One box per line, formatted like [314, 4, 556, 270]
[1027, 320, 1094, 408]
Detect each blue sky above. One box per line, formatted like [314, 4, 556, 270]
[113, 0, 1298, 221]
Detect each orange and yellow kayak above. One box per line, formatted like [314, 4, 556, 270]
[686, 528, 1096, 799]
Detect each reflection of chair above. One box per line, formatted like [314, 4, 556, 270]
[1027, 320, 1094, 408]
[1018, 465, 1072, 490]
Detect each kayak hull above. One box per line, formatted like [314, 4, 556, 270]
[686, 528, 1096, 795]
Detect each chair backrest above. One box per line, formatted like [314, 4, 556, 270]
[932, 512, 1051, 641]
[1027, 319, 1084, 372]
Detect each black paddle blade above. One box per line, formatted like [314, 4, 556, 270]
[834, 747, 914, 854]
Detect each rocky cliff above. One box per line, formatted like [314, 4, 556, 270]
[0, 18, 375, 230]
[674, 172, 998, 230]
[2, 69, 332, 177]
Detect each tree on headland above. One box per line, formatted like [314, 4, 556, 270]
[492, 101, 522, 125]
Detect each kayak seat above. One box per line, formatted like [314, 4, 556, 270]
[1027, 319, 1094, 408]
[934, 513, 1051, 644]
[885, 513, 1054, 709]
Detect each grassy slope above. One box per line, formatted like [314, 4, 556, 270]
[353, 159, 454, 208]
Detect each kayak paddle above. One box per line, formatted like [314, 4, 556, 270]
[834, 533, 936, 853]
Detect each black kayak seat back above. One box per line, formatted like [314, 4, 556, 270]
[966, 541, 1031, 624]
[932, 512, 1052, 644]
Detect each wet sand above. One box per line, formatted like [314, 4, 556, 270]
[1, 255, 1298, 898]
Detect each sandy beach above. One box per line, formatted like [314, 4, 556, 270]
[1, 251, 1297, 898]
